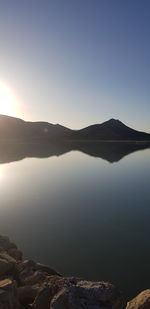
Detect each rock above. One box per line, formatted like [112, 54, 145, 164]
[32, 287, 52, 309]
[18, 285, 40, 305]
[21, 270, 49, 286]
[0, 235, 22, 264]
[7, 248, 23, 262]
[126, 289, 150, 309]
[0, 236, 17, 251]
[50, 287, 68, 309]
[0, 235, 127, 309]
[0, 278, 19, 309]
[33, 278, 125, 309]
[0, 251, 16, 264]
[18, 260, 60, 286]
[36, 263, 60, 276]
[0, 258, 14, 276]
[0, 251, 17, 277]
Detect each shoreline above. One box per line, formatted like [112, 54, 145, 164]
[0, 138, 150, 143]
[0, 235, 149, 308]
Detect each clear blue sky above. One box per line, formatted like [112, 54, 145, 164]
[0, 0, 150, 131]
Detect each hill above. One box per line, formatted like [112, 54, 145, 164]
[0, 115, 150, 141]
[76, 119, 150, 140]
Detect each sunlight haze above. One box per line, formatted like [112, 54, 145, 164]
[0, 0, 150, 132]
[0, 81, 21, 118]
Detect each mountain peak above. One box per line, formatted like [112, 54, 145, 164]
[108, 118, 122, 124]
[103, 118, 124, 127]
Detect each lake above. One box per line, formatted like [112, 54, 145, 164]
[0, 141, 150, 299]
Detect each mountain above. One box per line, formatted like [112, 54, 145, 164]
[0, 115, 150, 141]
[76, 119, 150, 140]
[0, 114, 74, 140]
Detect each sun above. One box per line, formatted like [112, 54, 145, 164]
[0, 81, 19, 117]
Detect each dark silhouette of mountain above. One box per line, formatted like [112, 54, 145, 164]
[76, 119, 150, 140]
[0, 115, 150, 141]
[0, 140, 149, 164]
[0, 115, 74, 140]
[71, 141, 150, 162]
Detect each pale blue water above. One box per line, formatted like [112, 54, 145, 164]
[0, 147, 150, 299]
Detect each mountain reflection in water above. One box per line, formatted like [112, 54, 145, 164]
[0, 140, 150, 164]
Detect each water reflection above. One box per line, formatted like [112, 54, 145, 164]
[0, 144, 150, 300]
[0, 140, 149, 164]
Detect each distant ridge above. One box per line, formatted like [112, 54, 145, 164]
[76, 118, 150, 140]
[0, 115, 150, 141]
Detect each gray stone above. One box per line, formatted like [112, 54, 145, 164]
[0, 235, 127, 309]
[0, 279, 19, 309]
[33, 278, 125, 309]
[32, 287, 52, 309]
[18, 260, 60, 286]
[18, 285, 40, 305]
[21, 270, 49, 286]
[0, 259, 14, 276]
[0, 252, 16, 264]
[0, 236, 17, 251]
[7, 248, 23, 262]
[126, 289, 150, 309]
[36, 263, 60, 276]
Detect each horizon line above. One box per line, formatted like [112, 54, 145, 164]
[0, 113, 150, 134]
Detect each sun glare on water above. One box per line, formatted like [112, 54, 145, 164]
[0, 81, 19, 117]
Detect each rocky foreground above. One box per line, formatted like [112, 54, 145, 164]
[0, 235, 149, 309]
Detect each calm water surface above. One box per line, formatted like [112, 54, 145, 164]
[0, 146, 150, 299]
